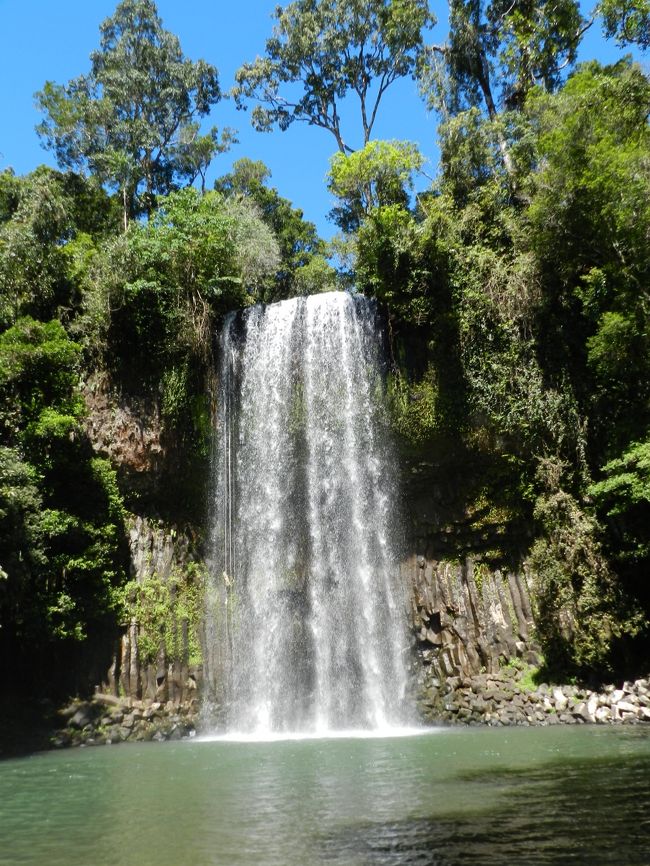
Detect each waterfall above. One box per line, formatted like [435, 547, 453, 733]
[205, 291, 411, 734]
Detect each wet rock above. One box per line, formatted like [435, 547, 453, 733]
[573, 702, 594, 723]
[69, 708, 92, 729]
[617, 702, 640, 723]
[587, 694, 599, 718]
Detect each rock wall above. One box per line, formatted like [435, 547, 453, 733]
[83, 372, 164, 491]
[404, 555, 541, 685]
[101, 516, 205, 709]
[82, 371, 210, 712]
[417, 668, 650, 727]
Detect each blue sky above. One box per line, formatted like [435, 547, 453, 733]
[0, 0, 643, 238]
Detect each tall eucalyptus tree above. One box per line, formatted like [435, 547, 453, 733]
[36, 0, 230, 228]
[233, 0, 435, 154]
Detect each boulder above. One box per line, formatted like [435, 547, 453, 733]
[595, 706, 612, 723]
[69, 708, 92, 729]
[553, 689, 568, 712]
[93, 693, 123, 708]
[574, 702, 594, 723]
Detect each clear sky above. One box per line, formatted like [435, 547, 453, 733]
[0, 0, 643, 238]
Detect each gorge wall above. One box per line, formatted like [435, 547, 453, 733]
[405, 555, 539, 684]
[81, 334, 544, 729]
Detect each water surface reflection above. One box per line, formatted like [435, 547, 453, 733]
[0, 726, 648, 865]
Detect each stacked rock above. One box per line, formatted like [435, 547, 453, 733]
[418, 670, 650, 727]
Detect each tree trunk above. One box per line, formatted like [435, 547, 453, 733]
[122, 187, 129, 232]
[476, 56, 516, 179]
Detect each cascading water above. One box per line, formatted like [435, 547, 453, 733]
[204, 291, 411, 735]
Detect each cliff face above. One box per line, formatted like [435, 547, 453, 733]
[103, 515, 205, 705]
[82, 367, 547, 714]
[404, 555, 540, 684]
[83, 373, 165, 499]
[82, 375, 209, 708]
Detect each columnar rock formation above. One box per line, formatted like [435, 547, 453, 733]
[101, 516, 203, 706]
[406, 555, 540, 682]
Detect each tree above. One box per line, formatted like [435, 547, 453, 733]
[327, 139, 424, 231]
[599, 0, 650, 49]
[97, 187, 280, 372]
[419, 0, 589, 179]
[422, 0, 588, 117]
[0, 167, 117, 329]
[522, 60, 650, 453]
[233, 0, 434, 153]
[215, 158, 329, 299]
[36, 0, 230, 228]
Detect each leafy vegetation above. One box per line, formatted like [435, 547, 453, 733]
[36, 0, 231, 227]
[0, 316, 129, 695]
[233, 0, 434, 152]
[1, 0, 649, 700]
[349, 55, 650, 676]
[119, 561, 207, 667]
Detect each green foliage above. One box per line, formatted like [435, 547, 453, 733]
[120, 562, 207, 666]
[524, 60, 650, 453]
[436, 109, 514, 205]
[0, 447, 45, 576]
[0, 170, 22, 223]
[355, 204, 440, 324]
[291, 255, 338, 297]
[0, 168, 116, 330]
[502, 657, 541, 691]
[529, 459, 645, 676]
[36, 0, 228, 225]
[215, 158, 328, 300]
[95, 187, 279, 375]
[599, 0, 650, 48]
[590, 441, 650, 566]
[0, 171, 74, 327]
[386, 367, 439, 445]
[233, 0, 434, 153]
[354, 58, 650, 677]
[526, 61, 650, 280]
[590, 443, 650, 518]
[0, 317, 82, 443]
[328, 140, 424, 231]
[421, 0, 585, 119]
[0, 311, 128, 694]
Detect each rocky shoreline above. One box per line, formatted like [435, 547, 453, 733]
[48, 671, 650, 750]
[52, 693, 199, 748]
[418, 668, 650, 727]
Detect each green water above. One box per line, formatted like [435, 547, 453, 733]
[0, 726, 649, 865]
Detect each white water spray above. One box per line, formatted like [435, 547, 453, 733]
[205, 292, 411, 734]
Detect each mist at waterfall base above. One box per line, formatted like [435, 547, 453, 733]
[203, 291, 413, 737]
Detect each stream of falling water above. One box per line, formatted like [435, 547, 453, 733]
[204, 292, 411, 735]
